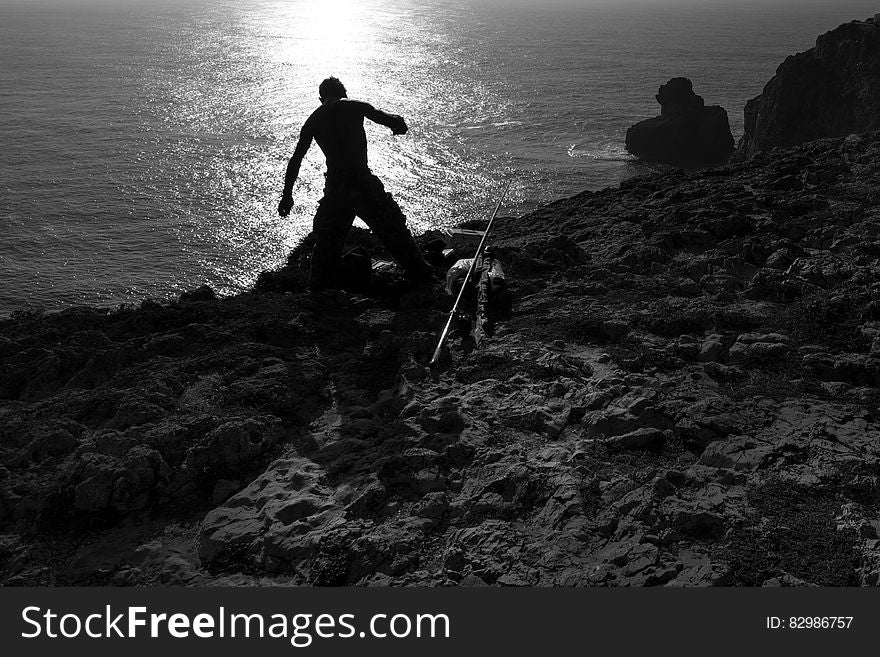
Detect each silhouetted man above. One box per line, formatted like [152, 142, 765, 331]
[278, 77, 434, 291]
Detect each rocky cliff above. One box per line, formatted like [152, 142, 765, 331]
[3, 131, 880, 586]
[626, 77, 734, 167]
[737, 17, 880, 160]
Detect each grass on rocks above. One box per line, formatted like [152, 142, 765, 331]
[722, 478, 860, 586]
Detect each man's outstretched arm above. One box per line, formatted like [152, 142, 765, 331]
[278, 125, 313, 217]
[363, 104, 408, 135]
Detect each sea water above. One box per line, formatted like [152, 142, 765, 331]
[1, 0, 876, 312]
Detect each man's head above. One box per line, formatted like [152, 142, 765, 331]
[319, 77, 347, 102]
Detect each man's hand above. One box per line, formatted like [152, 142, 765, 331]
[278, 194, 294, 217]
[391, 116, 408, 135]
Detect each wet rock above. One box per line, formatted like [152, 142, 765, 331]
[178, 285, 216, 303]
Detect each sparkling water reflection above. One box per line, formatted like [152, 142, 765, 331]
[1, 0, 877, 312]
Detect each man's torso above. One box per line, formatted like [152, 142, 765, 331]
[305, 99, 370, 176]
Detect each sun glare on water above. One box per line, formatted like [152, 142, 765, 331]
[272, 0, 372, 96]
[262, 0, 397, 236]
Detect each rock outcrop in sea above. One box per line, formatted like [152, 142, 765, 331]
[4, 130, 880, 586]
[736, 16, 880, 160]
[625, 77, 734, 167]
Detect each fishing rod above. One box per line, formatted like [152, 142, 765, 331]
[429, 177, 513, 367]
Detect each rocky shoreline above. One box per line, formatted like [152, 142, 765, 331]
[736, 16, 880, 161]
[3, 128, 880, 586]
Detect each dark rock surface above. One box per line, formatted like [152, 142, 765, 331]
[626, 77, 735, 167]
[4, 131, 880, 586]
[737, 17, 880, 160]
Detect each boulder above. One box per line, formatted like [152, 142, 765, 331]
[605, 427, 666, 452]
[737, 18, 880, 160]
[625, 77, 734, 166]
[728, 333, 791, 365]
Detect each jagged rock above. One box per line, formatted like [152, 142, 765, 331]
[858, 540, 880, 585]
[626, 77, 734, 166]
[460, 459, 545, 520]
[698, 436, 770, 471]
[130, 540, 200, 584]
[584, 396, 670, 439]
[661, 496, 726, 538]
[110, 400, 166, 429]
[223, 359, 321, 418]
[178, 285, 216, 303]
[762, 573, 816, 587]
[377, 448, 447, 495]
[0, 469, 14, 522]
[211, 479, 241, 505]
[675, 398, 751, 452]
[541, 235, 590, 267]
[443, 520, 529, 584]
[728, 332, 791, 365]
[413, 492, 449, 525]
[737, 18, 880, 159]
[802, 353, 880, 386]
[67, 446, 170, 514]
[182, 415, 284, 481]
[605, 427, 665, 452]
[199, 456, 340, 568]
[698, 334, 726, 362]
[16, 425, 79, 463]
[418, 397, 468, 434]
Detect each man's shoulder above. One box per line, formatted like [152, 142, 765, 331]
[341, 98, 373, 113]
[303, 107, 322, 129]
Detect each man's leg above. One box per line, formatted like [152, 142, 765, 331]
[309, 196, 356, 291]
[354, 176, 434, 282]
